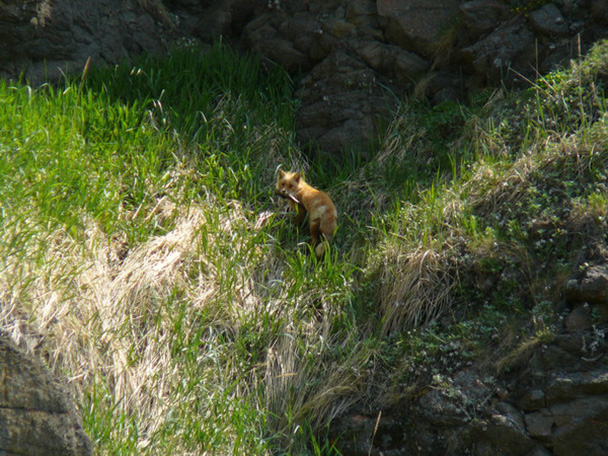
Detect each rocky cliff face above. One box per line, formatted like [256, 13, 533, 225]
[0, 0, 165, 82]
[1, 1, 606, 156]
[329, 253, 608, 456]
[240, 0, 606, 156]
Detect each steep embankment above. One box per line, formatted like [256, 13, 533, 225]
[336, 39, 608, 455]
[0, 37, 606, 455]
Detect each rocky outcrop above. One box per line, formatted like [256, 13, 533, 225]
[1, 0, 606, 156]
[236, 0, 607, 155]
[0, 0, 165, 82]
[567, 263, 608, 305]
[295, 51, 397, 157]
[460, 17, 537, 86]
[565, 260, 608, 329]
[377, 0, 461, 56]
[478, 332, 608, 456]
[331, 243, 608, 455]
[331, 328, 608, 456]
[0, 334, 92, 456]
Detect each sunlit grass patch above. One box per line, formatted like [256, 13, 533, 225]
[0, 41, 373, 454]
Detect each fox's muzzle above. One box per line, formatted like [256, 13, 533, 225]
[275, 189, 299, 204]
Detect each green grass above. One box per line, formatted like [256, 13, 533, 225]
[0, 39, 606, 455]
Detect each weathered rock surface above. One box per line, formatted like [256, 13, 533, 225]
[460, 18, 537, 86]
[567, 263, 608, 304]
[494, 332, 608, 456]
[0, 0, 166, 83]
[528, 3, 569, 37]
[377, 0, 461, 56]
[460, 0, 510, 35]
[566, 262, 608, 323]
[295, 50, 397, 156]
[229, 0, 607, 155]
[0, 334, 92, 456]
[332, 328, 608, 455]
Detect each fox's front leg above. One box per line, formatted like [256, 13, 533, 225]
[295, 202, 307, 227]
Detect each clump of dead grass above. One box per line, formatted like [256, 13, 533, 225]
[495, 337, 541, 375]
[264, 332, 373, 436]
[376, 247, 455, 336]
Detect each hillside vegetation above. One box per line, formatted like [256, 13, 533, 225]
[0, 40, 606, 454]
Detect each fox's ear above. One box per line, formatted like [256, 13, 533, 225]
[293, 172, 301, 182]
[278, 169, 286, 178]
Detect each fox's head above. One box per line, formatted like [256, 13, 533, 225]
[275, 170, 302, 198]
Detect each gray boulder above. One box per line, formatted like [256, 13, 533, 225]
[377, 0, 461, 56]
[567, 264, 608, 305]
[528, 3, 569, 37]
[0, 334, 93, 456]
[460, 0, 510, 35]
[295, 50, 396, 157]
[460, 18, 537, 86]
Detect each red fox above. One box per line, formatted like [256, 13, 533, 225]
[275, 170, 337, 258]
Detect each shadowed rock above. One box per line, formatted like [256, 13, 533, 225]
[296, 50, 397, 157]
[0, 334, 93, 456]
[528, 3, 569, 37]
[377, 0, 461, 56]
[0, 0, 165, 83]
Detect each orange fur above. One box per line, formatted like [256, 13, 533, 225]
[275, 170, 337, 258]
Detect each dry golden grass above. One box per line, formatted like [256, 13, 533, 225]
[264, 332, 371, 434]
[377, 247, 455, 335]
[0, 193, 270, 434]
[495, 337, 541, 375]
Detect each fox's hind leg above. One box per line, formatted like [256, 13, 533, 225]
[309, 218, 321, 248]
[310, 218, 330, 258]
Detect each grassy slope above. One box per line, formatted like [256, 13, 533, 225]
[0, 40, 606, 454]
